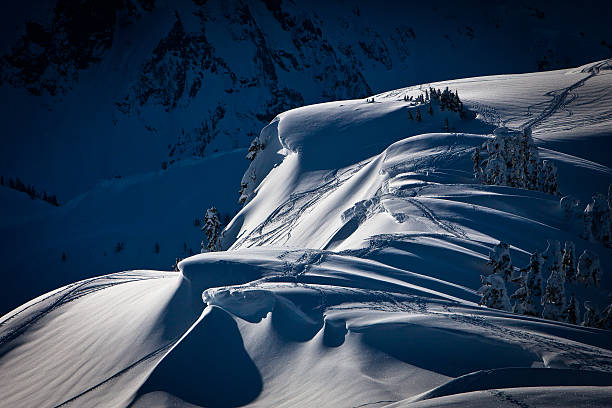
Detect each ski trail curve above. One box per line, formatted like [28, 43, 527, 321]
[521, 59, 611, 132]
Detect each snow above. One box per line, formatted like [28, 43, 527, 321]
[1, 60, 612, 407]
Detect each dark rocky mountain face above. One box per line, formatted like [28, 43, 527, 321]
[2, 0, 155, 96]
[1, 0, 611, 195]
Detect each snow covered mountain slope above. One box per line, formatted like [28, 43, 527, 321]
[1, 61, 612, 407]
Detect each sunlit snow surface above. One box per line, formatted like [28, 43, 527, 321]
[1, 60, 612, 407]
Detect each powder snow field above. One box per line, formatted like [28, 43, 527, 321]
[1, 61, 612, 407]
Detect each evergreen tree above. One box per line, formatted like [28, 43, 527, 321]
[563, 294, 580, 324]
[407, 110, 413, 120]
[415, 107, 422, 122]
[586, 193, 611, 246]
[577, 250, 601, 288]
[202, 207, 222, 252]
[598, 301, 612, 329]
[487, 241, 513, 281]
[582, 301, 598, 327]
[472, 147, 483, 182]
[512, 251, 544, 316]
[561, 241, 577, 283]
[246, 137, 261, 161]
[542, 240, 563, 277]
[539, 160, 559, 195]
[541, 240, 566, 321]
[172, 257, 183, 272]
[478, 274, 511, 311]
[560, 196, 582, 219]
[483, 135, 507, 185]
[582, 202, 595, 241]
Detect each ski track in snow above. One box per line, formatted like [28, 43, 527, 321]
[0, 272, 166, 347]
[405, 197, 468, 239]
[522, 59, 612, 133]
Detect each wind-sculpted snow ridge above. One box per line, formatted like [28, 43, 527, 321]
[1, 61, 612, 407]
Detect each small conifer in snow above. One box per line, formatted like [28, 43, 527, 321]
[597, 302, 612, 329]
[479, 242, 514, 311]
[246, 137, 262, 161]
[563, 294, 580, 325]
[577, 250, 601, 288]
[582, 193, 611, 247]
[202, 207, 222, 252]
[478, 274, 511, 311]
[560, 195, 582, 219]
[582, 302, 598, 327]
[541, 241, 567, 321]
[512, 251, 545, 316]
[561, 241, 577, 282]
[488, 242, 513, 281]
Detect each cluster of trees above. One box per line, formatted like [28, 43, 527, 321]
[404, 86, 471, 125]
[427, 86, 464, 113]
[479, 241, 610, 329]
[472, 128, 560, 195]
[0, 176, 60, 206]
[403, 87, 463, 112]
[562, 186, 612, 248]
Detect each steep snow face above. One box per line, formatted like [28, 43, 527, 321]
[2, 62, 612, 407]
[227, 60, 612, 251]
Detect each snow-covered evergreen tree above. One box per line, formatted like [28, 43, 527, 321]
[541, 240, 567, 321]
[561, 241, 577, 283]
[478, 274, 511, 311]
[246, 137, 262, 161]
[563, 294, 580, 325]
[582, 202, 595, 242]
[483, 134, 507, 186]
[539, 160, 560, 196]
[598, 302, 612, 330]
[583, 193, 611, 246]
[582, 301, 598, 327]
[560, 195, 582, 219]
[542, 240, 562, 276]
[577, 249, 601, 288]
[487, 241, 513, 281]
[201, 207, 222, 252]
[512, 251, 545, 316]
[472, 148, 483, 182]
